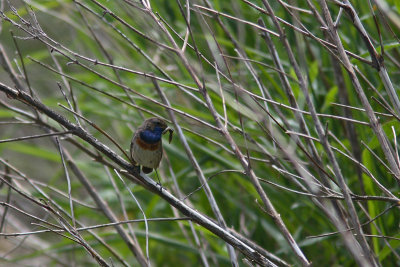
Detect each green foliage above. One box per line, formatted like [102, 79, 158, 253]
[1, 0, 400, 266]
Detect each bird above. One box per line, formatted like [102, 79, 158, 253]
[130, 117, 173, 174]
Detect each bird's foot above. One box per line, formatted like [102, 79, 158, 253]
[131, 164, 141, 173]
[156, 182, 164, 192]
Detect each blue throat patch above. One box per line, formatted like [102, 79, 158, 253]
[140, 127, 163, 144]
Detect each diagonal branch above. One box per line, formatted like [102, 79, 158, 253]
[0, 82, 279, 267]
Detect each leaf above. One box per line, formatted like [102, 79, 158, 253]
[321, 86, 338, 113]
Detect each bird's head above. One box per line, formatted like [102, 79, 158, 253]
[141, 117, 173, 143]
[143, 117, 168, 132]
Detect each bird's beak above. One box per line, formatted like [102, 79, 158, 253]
[163, 127, 174, 143]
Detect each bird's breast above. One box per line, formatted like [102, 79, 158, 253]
[136, 136, 161, 151]
[132, 136, 163, 168]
